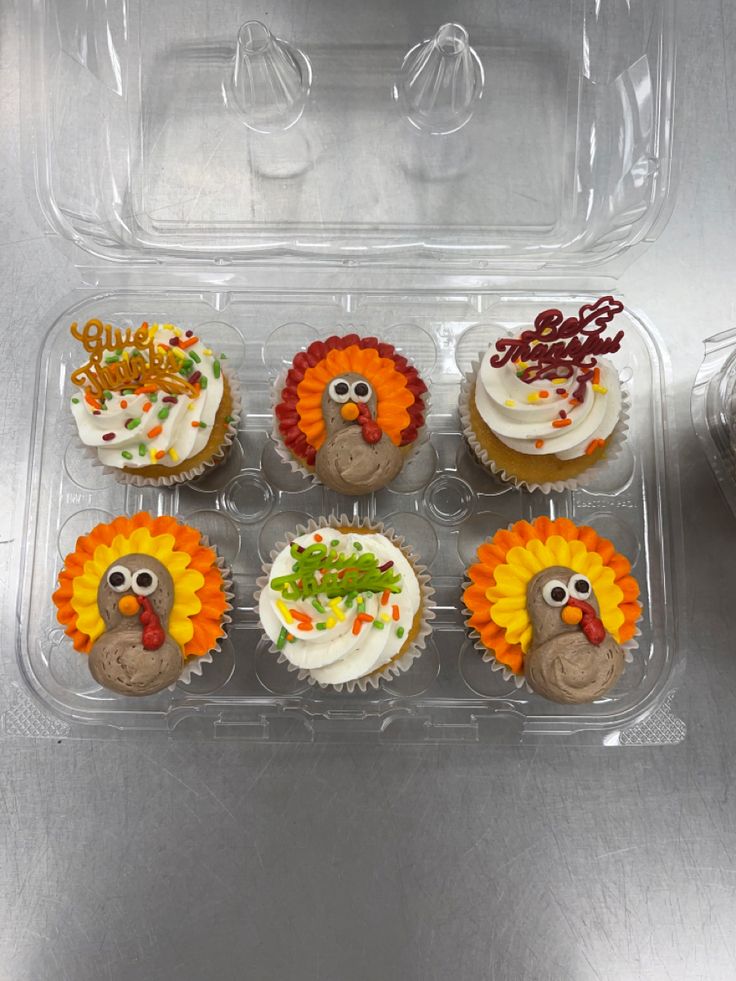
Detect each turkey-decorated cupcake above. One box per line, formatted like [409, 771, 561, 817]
[52, 512, 232, 696]
[257, 516, 435, 691]
[459, 297, 629, 492]
[273, 334, 428, 495]
[68, 318, 241, 486]
[463, 516, 642, 704]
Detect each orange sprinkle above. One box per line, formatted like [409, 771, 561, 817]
[552, 418, 572, 428]
[191, 421, 201, 428]
[357, 613, 374, 623]
[120, 399, 128, 409]
[314, 534, 323, 542]
[143, 401, 152, 412]
[381, 590, 390, 606]
[569, 398, 581, 407]
[155, 450, 165, 460]
[291, 610, 312, 625]
[147, 425, 163, 439]
[352, 620, 364, 636]
[585, 438, 606, 455]
[178, 335, 199, 349]
[593, 367, 601, 385]
[297, 622, 313, 631]
[392, 604, 400, 621]
[85, 392, 101, 409]
[539, 390, 549, 399]
[535, 439, 545, 449]
[135, 384, 157, 395]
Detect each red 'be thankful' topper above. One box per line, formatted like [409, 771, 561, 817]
[490, 296, 625, 383]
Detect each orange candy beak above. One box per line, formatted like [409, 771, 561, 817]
[561, 605, 583, 625]
[341, 402, 360, 421]
[118, 595, 140, 617]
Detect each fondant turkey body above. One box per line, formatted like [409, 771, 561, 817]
[89, 554, 183, 696]
[524, 565, 624, 704]
[314, 372, 403, 495]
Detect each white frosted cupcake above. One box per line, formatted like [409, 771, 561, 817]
[68, 319, 240, 486]
[459, 296, 629, 493]
[257, 517, 435, 692]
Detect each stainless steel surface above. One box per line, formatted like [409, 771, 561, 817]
[1, 2, 736, 979]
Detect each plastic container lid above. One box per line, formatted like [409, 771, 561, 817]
[23, 0, 676, 276]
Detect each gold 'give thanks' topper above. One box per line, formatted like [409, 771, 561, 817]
[69, 319, 198, 398]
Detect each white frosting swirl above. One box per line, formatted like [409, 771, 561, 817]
[259, 529, 421, 685]
[474, 349, 622, 460]
[70, 326, 225, 469]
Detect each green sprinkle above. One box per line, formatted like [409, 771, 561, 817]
[396, 627, 405, 638]
[138, 443, 146, 457]
[213, 359, 221, 379]
[270, 548, 402, 602]
[149, 392, 158, 403]
[125, 418, 141, 430]
[122, 388, 135, 395]
[287, 634, 296, 643]
[316, 622, 327, 631]
[131, 349, 141, 359]
[276, 626, 288, 649]
[225, 415, 234, 424]
[105, 356, 119, 364]
[181, 358, 193, 371]
[198, 421, 207, 429]
[200, 376, 208, 389]
[311, 599, 326, 614]
[330, 540, 340, 547]
[343, 593, 356, 608]
[157, 407, 170, 420]
[372, 620, 385, 630]
[220, 352, 228, 359]
[353, 541, 363, 551]
[71, 397, 80, 404]
[103, 390, 113, 400]
[121, 450, 133, 460]
[189, 349, 201, 363]
[115, 349, 122, 357]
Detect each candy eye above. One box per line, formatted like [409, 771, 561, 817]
[328, 378, 351, 403]
[132, 569, 159, 597]
[107, 565, 132, 593]
[542, 579, 569, 607]
[350, 380, 372, 403]
[568, 574, 591, 600]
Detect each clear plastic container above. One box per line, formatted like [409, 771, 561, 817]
[692, 330, 736, 517]
[15, 0, 685, 743]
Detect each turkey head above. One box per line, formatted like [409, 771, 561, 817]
[314, 373, 403, 495]
[524, 565, 624, 704]
[89, 554, 183, 695]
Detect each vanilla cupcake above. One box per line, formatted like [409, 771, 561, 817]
[52, 512, 232, 696]
[68, 318, 240, 486]
[257, 517, 435, 691]
[459, 297, 629, 492]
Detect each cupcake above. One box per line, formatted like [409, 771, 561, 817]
[257, 517, 435, 691]
[459, 296, 628, 492]
[273, 334, 428, 495]
[463, 516, 642, 704]
[52, 512, 232, 696]
[68, 318, 240, 486]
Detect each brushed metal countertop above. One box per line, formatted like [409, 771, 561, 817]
[2, 1, 736, 979]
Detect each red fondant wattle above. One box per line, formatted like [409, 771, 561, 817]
[357, 403, 382, 444]
[566, 597, 606, 646]
[276, 334, 427, 463]
[139, 596, 166, 651]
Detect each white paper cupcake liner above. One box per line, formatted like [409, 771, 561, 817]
[255, 514, 436, 693]
[79, 371, 243, 489]
[173, 536, 234, 689]
[270, 359, 432, 492]
[458, 360, 630, 495]
[461, 529, 642, 696]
